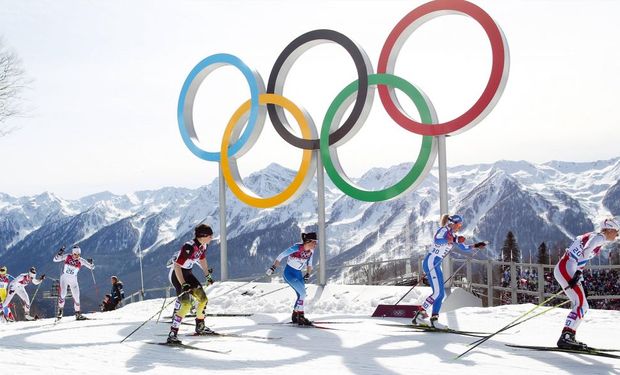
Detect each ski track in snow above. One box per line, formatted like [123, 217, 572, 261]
[1, 282, 619, 374]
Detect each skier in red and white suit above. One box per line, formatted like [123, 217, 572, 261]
[2, 266, 44, 320]
[554, 217, 619, 350]
[53, 245, 95, 320]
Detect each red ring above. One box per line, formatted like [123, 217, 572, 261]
[378, 0, 508, 136]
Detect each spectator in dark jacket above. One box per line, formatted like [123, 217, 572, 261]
[100, 294, 114, 311]
[110, 276, 124, 309]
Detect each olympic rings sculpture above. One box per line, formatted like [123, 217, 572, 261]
[178, 0, 509, 208]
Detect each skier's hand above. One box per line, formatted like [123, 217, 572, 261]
[457, 236, 466, 244]
[87, 258, 94, 264]
[266, 265, 276, 276]
[57, 246, 65, 256]
[303, 273, 310, 282]
[8, 289, 14, 295]
[473, 241, 487, 249]
[206, 274, 214, 285]
[182, 283, 192, 292]
[567, 270, 583, 289]
[40, 274, 46, 281]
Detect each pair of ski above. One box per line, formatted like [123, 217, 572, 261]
[151, 329, 281, 354]
[147, 341, 231, 354]
[259, 320, 361, 330]
[158, 330, 281, 340]
[382, 323, 620, 359]
[378, 322, 489, 338]
[506, 344, 620, 359]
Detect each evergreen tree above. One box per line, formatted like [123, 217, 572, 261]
[536, 242, 549, 264]
[501, 231, 521, 263]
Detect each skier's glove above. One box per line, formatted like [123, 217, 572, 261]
[182, 283, 192, 292]
[303, 273, 310, 282]
[40, 274, 46, 281]
[457, 236, 466, 244]
[266, 265, 276, 276]
[8, 289, 14, 295]
[206, 273, 214, 285]
[473, 242, 487, 249]
[567, 270, 583, 289]
[87, 258, 94, 264]
[57, 246, 65, 256]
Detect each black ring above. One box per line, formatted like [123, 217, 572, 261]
[267, 29, 372, 150]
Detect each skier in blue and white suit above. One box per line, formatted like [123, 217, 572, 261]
[266, 232, 317, 326]
[412, 214, 487, 329]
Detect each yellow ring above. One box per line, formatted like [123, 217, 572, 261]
[221, 93, 315, 208]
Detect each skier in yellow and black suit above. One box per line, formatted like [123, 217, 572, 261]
[167, 224, 214, 344]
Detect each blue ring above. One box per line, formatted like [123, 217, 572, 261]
[177, 53, 261, 162]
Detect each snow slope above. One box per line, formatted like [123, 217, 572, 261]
[1, 282, 619, 374]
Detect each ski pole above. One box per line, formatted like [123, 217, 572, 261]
[468, 298, 570, 346]
[121, 291, 188, 343]
[30, 279, 44, 307]
[210, 274, 267, 299]
[454, 288, 566, 359]
[156, 295, 173, 324]
[89, 267, 100, 302]
[394, 245, 485, 305]
[253, 284, 290, 300]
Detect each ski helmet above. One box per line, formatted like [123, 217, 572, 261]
[448, 215, 463, 224]
[72, 245, 81, 255]
[29, 266, 36, 277]
[0, 266, 6, 275]
[601, 218, 620, 231]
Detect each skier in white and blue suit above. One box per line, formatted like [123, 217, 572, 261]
[412, 214, 487, 329]
[266, 232, 318, 326]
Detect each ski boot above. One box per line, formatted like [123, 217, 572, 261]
[56, 308, 63, 320]
[167, 328, 182, 344]
[557, 328, 588, 350]
[75, 311, 88, 321]
[291, 311, 299, 324]
[429, 315, 447, 330]
[195, 318, 215, 335]
[24, 314, 35, 321]
[297, 312, 313, 326]
[411, 309, 431, 327]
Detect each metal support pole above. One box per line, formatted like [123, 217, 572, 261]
[537, 263, 545, 304]
[317, 152, 327, 286]
[437, 135, 450, 294]
[466, 258, 472, 290]
[510, 261, 517, 304]
[138, 244, 145, 300]
[487, 259, 494, 307]
[219, 164, 229, 281]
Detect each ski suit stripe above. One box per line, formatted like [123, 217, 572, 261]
[422, 254, 444, 315]
[283, 265, 306, 312]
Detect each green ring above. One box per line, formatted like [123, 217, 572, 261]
[320, 73, 436, 202]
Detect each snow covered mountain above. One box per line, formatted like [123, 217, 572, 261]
[1, 157, 619, 313]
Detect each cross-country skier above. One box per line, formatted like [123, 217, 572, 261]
[0, 266, 15, 321]
[166, 224, 215, 344]
[554, 217, 619, 350]
[53, 245, 95, 320]
[1, 266, 45, 320]
[412, 214, 487, 329]
[266, 231, 318, 326]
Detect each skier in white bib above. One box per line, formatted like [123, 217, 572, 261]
[554, 217, 619, 350]
[53, 245, 95, 320]
[1, 266, 45, 320]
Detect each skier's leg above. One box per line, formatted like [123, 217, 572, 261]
[70, 278, 82, 314]
[15, 287, 31, 316]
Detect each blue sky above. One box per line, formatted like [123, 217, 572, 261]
[0, 0, 618, 199]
